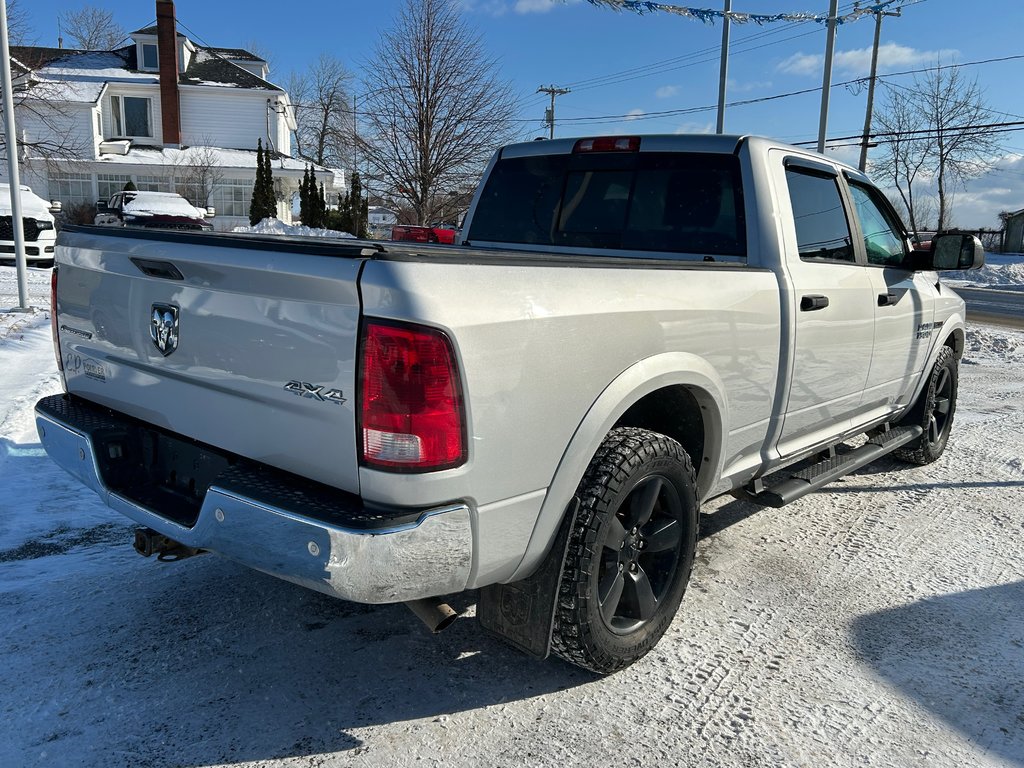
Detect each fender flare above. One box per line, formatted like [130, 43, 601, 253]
[507, 352, 729, 582]
[902, 313, 965, 415]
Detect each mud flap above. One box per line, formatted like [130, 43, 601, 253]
[478, 500, 579, 659]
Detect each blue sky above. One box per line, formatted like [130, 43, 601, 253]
[19, 0, 1024, 227]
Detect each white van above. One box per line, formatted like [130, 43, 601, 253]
[0, 184, 62, 267]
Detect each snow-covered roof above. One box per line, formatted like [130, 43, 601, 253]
[11, 38, 282, 103]
[15, 50, 156, 104]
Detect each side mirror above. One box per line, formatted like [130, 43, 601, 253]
[96, 200, 109, 212]
[205, 206, 216, 218]
[49, 200, 63, 214]
[932, 233, 985, 271]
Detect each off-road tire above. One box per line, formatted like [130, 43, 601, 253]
[551, 427, 698, 674]
[894, 345, 958, 465]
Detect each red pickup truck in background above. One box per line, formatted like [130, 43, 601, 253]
[390, 224, 458, 245]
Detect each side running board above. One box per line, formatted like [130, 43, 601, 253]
[744, 425, 923, 508]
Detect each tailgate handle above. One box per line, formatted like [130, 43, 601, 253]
[131, 258, 184, 281]
[800, 295, 830, 312]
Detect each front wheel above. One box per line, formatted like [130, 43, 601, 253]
[551, 427, 699, 674]
[894, 345, 959, 465]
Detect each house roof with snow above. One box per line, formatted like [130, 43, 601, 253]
[11, 39, 281, 105]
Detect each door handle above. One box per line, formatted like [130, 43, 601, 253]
[800, 295, 830, 311]
[878, 292, 898, 307]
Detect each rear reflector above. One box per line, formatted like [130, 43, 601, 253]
[51, 267, 63, 372]
[573, 136, 641, 153]
[359, 320, 466, 471]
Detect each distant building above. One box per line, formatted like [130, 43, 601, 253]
[367, 206, 398, 238]
[1004, 209, 1024, 254]
[8, 0, 335, 230]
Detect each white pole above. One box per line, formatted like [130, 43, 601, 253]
[0, 0, 29, 310]
[816, 0, 840, 154]
[716, 0, 732, 134]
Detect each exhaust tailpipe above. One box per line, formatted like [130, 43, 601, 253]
[133, 528, 204, 562]
[406, 598, 459, 633]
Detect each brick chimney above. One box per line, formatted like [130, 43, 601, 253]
[156, 0, 181, 147]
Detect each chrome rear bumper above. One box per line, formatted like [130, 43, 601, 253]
[35, 395, 473, 604]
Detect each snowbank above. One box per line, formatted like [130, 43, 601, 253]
[232, 218, 356, 239]
[943, 253, 1024, 291]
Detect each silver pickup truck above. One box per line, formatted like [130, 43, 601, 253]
[36, 134, 983, 673]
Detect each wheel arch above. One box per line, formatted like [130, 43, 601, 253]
[507, 352, 728, 582]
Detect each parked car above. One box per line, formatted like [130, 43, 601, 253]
[95, 190, 214, 231]
[0, 183, 62, 267]
[38, 133, 984, 674]
[391, 224, 458, 245]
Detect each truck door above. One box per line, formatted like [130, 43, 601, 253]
[775, 157, 877, 458]
[845, 177, 935, 420]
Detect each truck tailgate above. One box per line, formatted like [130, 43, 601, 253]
[54, 227, 370, 494]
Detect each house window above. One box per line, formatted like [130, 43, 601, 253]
[48, 172, 93, 206]
[110, 95, 153, 138]
[210, 178, 255, 218]
[134, 175, 171, 193]
[141, 43, 158, 70]
[97, 174, 133, 203]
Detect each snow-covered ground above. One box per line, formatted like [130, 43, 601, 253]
[2, 265, 1023, 767]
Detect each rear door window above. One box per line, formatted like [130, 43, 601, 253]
[468, 151, 746, 258]
[785, 168, 855, 263]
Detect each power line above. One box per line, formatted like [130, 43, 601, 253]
[536, 52, 1024, 128]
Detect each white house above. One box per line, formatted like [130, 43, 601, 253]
[9, 0, 338, 231]
[366, 205, 398, 238]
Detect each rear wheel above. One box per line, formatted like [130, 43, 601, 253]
[551, 427, 698, 674]
[894, 345, 958, 465]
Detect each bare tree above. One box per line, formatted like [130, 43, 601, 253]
[8, 0, 33, 45]
[59, 6, 126, 51]
[173, 144, 223, 208]
[873, 86, 931, 235]
[289, 55, 353, 168]
[359, 0, 519, 225]
[874, 66, 1001, 231]
[919, 66, 1000, 230]
[5, 81, 91, 164]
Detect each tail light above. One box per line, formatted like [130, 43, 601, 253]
[359, 319, 466, 471]
[573, 136, 641, 153]
[51, 267, 63, 373]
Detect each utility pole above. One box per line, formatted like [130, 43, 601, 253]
[1, 0, 30, 311]
[716, 0, 732, 134]
[857, 4, 901, 171]
[537, 85, 570, 139]
[816, 0, 839, 154]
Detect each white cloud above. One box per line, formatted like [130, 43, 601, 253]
[777, 43, 960, 78]
[457, 0, 509, 15]
[673, 121, 714, 135]
[625, 108, 646, 121]
[655, 85, 680, 99]
[514, 0, 564, 12]
[949, 154, 1024, 227]
[726, 79, 772, 94]
[869, 153, 1024, 229]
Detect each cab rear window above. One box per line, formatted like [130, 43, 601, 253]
[467, 151, 746, 258]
